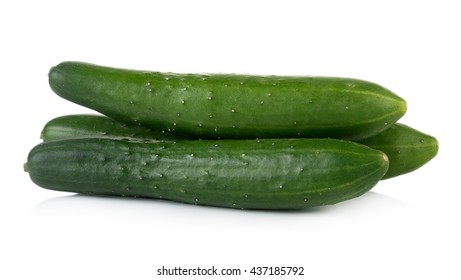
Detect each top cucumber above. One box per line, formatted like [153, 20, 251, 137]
[49, 61, 407, 140]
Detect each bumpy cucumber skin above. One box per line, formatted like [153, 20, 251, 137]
[49, 61, 407, 141]
[359, 123, 438, 179]
[41, 114, 182, 142]
[26, 138, 388, 209]
[41, 115, 438, 181]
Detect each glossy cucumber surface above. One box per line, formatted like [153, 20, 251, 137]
[25, 138, 388, 209]
[41, 115, 437, 180]
[49, 61, 407, 140]
[359, 123, 438, 179]
[41, 114, 181, 142]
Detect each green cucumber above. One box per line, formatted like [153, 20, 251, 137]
[41, 114, 182, 142]
[48, 61, 407, 140]
[359, 123, 438, 179]
[41, 115, 437, 180]
[25, 138, 388, 209]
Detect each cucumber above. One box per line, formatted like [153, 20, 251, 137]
[25, 138, 388, 209]
[41, 114, 182, 142]
[41, 115, 437, 180]
[48, 61, 407, 140]
[359, 123, 438, 179]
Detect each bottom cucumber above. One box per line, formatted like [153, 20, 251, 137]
[25, 138, 388, 209]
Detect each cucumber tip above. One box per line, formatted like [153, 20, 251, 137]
[383, 153, 389, 163]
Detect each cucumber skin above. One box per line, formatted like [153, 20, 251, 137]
[41, 114, 182, 142]
[48, 61, 407, 141]
[26, 138, 388, 209]
[41, 115, 437, 180]
[359, 123, 438, 179]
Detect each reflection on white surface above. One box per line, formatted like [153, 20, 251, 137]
[32, 190, 410, 219]
[23, 188, 456, 280]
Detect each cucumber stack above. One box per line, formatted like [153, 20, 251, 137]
[24, 62, 438, 209]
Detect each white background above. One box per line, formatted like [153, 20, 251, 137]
[1, 0, 459, 279]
